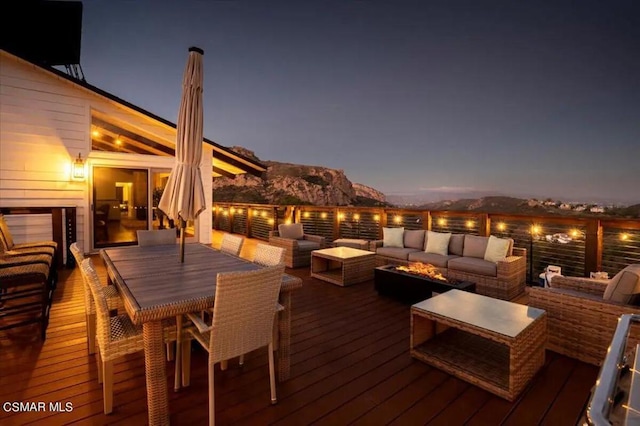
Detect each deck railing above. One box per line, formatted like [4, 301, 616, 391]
[213, 202, 640, 283]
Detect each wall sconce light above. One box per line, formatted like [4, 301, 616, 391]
[621, 233, 630, 241]
[260, 211, 267, 218]
[497, 222, 506, 231]
[237, 208, 243, 215]
[268, 218, 275, 225]
[437, 218, 447, 226]
[321, 212, 327, 219]
[71, 152, 86, 181]
[353, 213, 360, 221]
[531, 225, 541, 235]
[338, 213, 345, 221]
[373, 214, 380, 222]
[393, 215, 402, 224]
[465, 220, 474, 229]
[303, 211, 310, 219]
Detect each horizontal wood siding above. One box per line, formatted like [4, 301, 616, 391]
[0, 52, 202, 252]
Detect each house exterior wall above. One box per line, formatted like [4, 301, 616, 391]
[0, 51, 212, 255]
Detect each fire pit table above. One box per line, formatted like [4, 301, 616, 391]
[375, 263, 475, 304]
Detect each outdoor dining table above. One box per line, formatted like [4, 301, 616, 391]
[100, 242, 302, 425]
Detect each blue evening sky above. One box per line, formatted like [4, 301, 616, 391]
[79, 0, 639, 204]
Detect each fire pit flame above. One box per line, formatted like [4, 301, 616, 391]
[396, 262, 447, 281]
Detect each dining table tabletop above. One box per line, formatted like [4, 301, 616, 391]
[100, 242, 302, 426]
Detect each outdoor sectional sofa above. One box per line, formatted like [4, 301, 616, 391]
[370, 229, 527, 300]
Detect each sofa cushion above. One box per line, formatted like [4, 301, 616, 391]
[603, 265, 640, 304]
[463, 235, 489, 259]
[449, 234, 465, 256]
[377, 247, 420, 261]
[403, 230, 425, 250]
[297, 240, 321, 252]
[448, 257, 498, 277]
[425, 231, 451, 256]
[279, 223, 304, 240]
[408, 251, 460, 269]
[383, 227, 404, 248]
[484, 235, 511, 263]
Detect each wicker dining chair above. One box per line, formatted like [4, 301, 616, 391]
[80, 258, 185, 414]
[220, 233, 244, 256]
[184, 264, 286, 426]
[136, 229, 177, 246]
[69, 243, 124, 354]
[253, 243, 285, 267]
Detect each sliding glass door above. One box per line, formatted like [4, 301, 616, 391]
[92, 167, 149, 248]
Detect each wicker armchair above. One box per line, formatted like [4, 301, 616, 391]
[529, 273, 640, 366]
[220, 233, 244, 256]
[183, 264, 286, 426]
[253, 243, 285, 267]
[268, 223, 325, 268]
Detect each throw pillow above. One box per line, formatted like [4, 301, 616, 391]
[278, 223, 304, 240]
[382, 227, 405, 248]
[425, 231, 451, 256]
[484, 235, 511, 263]
[403, 230, 426, 250]
[463, 235, 489, 259]
[603, 265, 640, 304]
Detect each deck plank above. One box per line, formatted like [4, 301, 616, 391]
[0, 230, 599, 425]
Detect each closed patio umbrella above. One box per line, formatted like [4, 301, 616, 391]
[158, 46, 206, 262]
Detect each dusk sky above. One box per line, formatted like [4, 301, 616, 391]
[79, 0, 639, 204]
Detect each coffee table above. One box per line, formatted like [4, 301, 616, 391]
[410, 289, 546, 401]
[311, 246, 375, 286]
[375, 264, 475, 304]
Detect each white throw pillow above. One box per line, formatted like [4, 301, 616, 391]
[383, 227, 405, 248]
[425, 231, 451, 256]
[484, 235, 511, 263]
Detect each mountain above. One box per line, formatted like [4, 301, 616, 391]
[212, 147, 388, 206]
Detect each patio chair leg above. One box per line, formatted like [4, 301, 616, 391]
[268, 341, 277, 404]
[87, 313, 96, 355]
[103, 360, 113, 414]
[182, 338, 191, 387]
[174, 316, 182, 392]
[208, 364, 215, 426]
[239, 354, 244, 366]
[96, 349, 103, 384]
[167, 342, 175, 361]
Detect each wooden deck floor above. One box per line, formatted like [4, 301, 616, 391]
[0, 232, 598, 425]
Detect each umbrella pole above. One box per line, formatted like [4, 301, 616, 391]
[179, 218, 186, 263]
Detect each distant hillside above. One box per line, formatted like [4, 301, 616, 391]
[419, 196, 528, 213]
[212, 147, 389, 206]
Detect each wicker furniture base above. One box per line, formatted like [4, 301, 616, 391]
[311, 247, 376, 286]
[411, 290, 547, 401]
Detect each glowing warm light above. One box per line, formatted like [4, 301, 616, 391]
[497, 222, 506, 231]
[268, 218, 275, 225]
[437, 218, 446, 226]
[115, 138, 123, 146]
[570, 229, 580, 238]
[285, 219, 292, 224]
[230, 207, 236, 214]
[252, 210, 258, 217]
[71, 153, 85, 181]
[303, 211, 310, 219]
[393, 215, 402, 224]
[237, 208, 243, 215]
[531, 225, 541, 235]
[396, 263, 447, 281]
[353, 213, 360, 221]
[621, 233, 630, 241]
[212, 206, 217, 212]
[91, 130, 100, 137]
[373, 214, 380, 222]
[338, 213, 345, 221]
[321, 212, 327, 219]
[222, 210, 229, 217]
[465, 220, 474, 228]
[260, 211, 267, 218]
